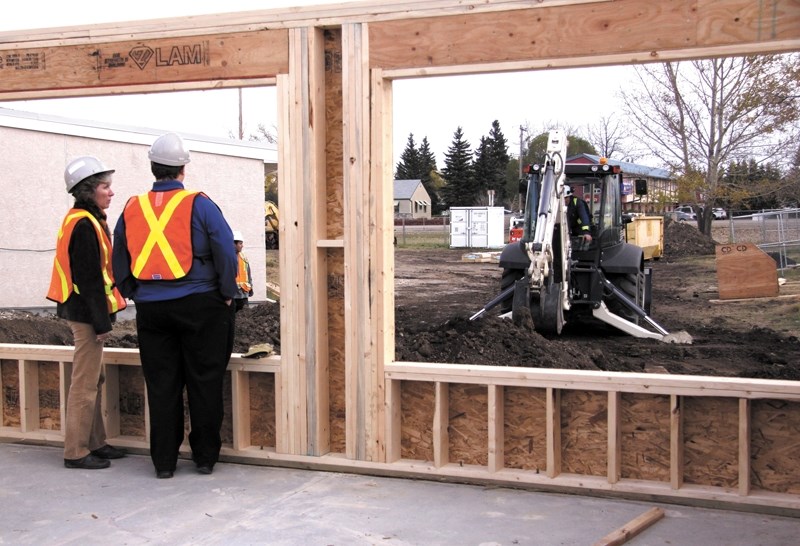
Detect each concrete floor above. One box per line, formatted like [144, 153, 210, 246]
[0, 442, 798, 545]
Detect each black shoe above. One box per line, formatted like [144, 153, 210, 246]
[91, 445, 126, 459]
[156, 469, 174, 479]
[64, 454, 110, 469]
[197, 464, 213, 475]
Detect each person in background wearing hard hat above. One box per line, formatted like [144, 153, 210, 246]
[232, 231, 253, 312]
[112, 133, 237, 479]
[564, 185, 593, 245]
[46, 156, 128, 470]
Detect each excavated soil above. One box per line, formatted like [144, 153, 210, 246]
[1, 218, 798, 380]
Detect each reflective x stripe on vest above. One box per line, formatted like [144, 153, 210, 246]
[124, 189, 199, 280]
[46, 209, 127, 313]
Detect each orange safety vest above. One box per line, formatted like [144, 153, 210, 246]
[123, 189, 200, 280]
[46, 209, 127, 313]
[236, 253, 252, 293]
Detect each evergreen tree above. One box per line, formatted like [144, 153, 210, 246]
[440, 127, 475, 207]
[395, 133, 421, 180]
[418, 137, 441, 213]
[472, 136, 496, 204]
[487, 120, 511, 203]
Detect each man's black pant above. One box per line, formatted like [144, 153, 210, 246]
[136, 291, 235, 472]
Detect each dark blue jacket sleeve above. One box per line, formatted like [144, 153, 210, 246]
[112, 212, 137, 300]
[194, 195, 238, 300]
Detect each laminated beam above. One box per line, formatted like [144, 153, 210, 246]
[0, 30, 288, 98]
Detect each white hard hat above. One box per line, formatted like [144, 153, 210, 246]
[64, 156, 115, 193]
[564, 185, 573, 197]
[233, 231, 244, 242]
[148, 132, 191, 166]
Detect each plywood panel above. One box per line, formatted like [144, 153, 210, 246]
[716, 243, 779, 299]
[449, 383, 487, 466]
[249, 373, 276, 448]
[1, 359, 19, 427]
[38, 361, 60, 430]
[328, 250, 347, 453]
[561, 390, 607, 477]
[621, 393, 670, 482]
[118, 366, 145, 438]
[400, 380, 434, 462]
[684, 397, 739, 487]
[503, 386, 547, 471]
[751, 399, 800, 494]
[325, 29, 347, 455]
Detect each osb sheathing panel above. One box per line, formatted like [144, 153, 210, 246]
[328, 250, 346, 453]
[249, 373, 276, 448]
[325, 29, 345, 241]
[325, 28, 347, 454]
[1, 359, 19, 427]
[400, 380, 434, 462]
[449, 383, 487, 466]
[119, 366, 145, 438]
[752, 399, 800, 494]
[503, 386, 547, 472]
[368, 0, 800, 71]
[684, 397, 738, 488]
[561, 390, 607, 477]
[38, 362, 60, 431]
[621, 393, 670, 482]
[221, 374, 233, 444]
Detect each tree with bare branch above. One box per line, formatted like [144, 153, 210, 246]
[621, 55, 800, 235]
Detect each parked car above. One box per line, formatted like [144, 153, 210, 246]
[712, 208, 727, 220]
[675, 210, 695, 222]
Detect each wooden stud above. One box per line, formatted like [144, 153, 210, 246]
[670, 394, 684, 490]
[19, 360, 38, 433]
[488, 384, 504, 473]
[342, 22, 374, 461]
[231, 370, 251, 451]
[608, 391, 621, 484]
[433, 382, 449, 468]
[369, 65, 394, 464]
[385, 377, 402, 463]
[59, 361, 71, 438]
[546, 387, 561, 478]
[739, 398, 751, 496]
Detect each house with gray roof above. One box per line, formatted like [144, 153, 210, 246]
[394, 179, 431, 219]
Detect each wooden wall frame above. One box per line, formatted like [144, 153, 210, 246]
[1, 0, 798, 512]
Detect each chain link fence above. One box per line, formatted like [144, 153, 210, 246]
[712, 208, 800, 274]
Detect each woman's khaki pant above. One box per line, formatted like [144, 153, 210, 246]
[63, 321, 107, 460]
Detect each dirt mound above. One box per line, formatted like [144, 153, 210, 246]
[395, 313, 599, 371]
[662, 216, 717, 259]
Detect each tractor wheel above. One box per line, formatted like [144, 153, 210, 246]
[499, 268, 524, 315]
[531, 281, 565, 335]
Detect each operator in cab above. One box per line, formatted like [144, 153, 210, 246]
[564, 185, 592, 244]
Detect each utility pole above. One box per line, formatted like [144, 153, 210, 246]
[517, 126, 528, 214]
[238, 88, 244, 140]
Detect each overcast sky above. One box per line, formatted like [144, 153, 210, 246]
[0, 0, 634, 167]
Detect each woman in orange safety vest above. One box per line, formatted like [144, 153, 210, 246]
[232, 230, 253, 312]
[46, 156, 127, 471]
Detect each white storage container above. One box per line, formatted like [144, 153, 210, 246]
[449, 206, 505, 249]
